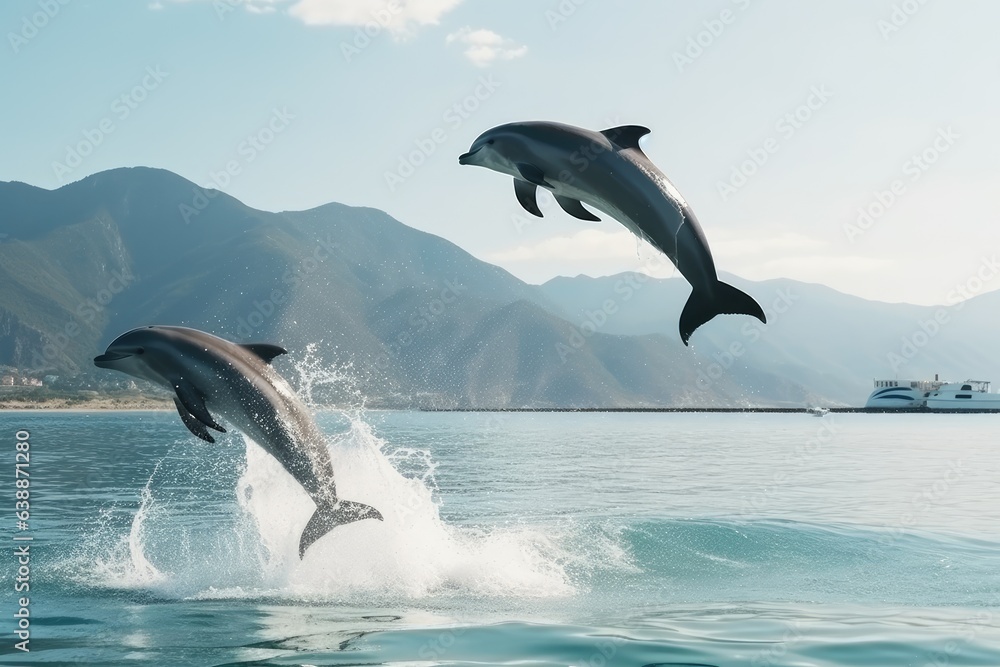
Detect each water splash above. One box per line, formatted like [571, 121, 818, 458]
[77, 459, 168, 591]
[69, 352, 580, 602]
[287, 342, 365, 409]
[235, 413, 574, 601]
[126, 474, 166, 585]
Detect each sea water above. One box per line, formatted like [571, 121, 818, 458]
[1, 407, 998, 666]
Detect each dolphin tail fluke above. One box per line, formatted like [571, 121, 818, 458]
[299, 500, 383, 558]
[679, 281, 766, 346]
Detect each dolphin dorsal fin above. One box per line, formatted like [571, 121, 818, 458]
[600, 125, 651, 153]
[240, 343, 287, 364]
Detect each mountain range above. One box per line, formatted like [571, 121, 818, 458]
[1, 167, 996, 408]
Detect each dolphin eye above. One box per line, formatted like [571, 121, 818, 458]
[136, 347, 145, 355]
[486, 139, 494, 145]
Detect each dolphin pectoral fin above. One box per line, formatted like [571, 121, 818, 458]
[513, 179, 543, 217]
[600, 125, 651, 153]
[554, 195, 601, 222]
[173, 380, 226, 433]
[679, 281, 767, 346]
[239, 343, 287, 364]
[299, 500, 383, 558]
[515, 162, 552, 188]
[173, 398, 216, 443]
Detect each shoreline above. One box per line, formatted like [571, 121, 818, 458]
[0, 397, 172, 411]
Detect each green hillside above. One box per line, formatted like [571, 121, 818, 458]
[1, 167, 840, 408]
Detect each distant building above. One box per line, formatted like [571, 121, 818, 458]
[1, 375, 13, 386]
[21, 377, 42, 387]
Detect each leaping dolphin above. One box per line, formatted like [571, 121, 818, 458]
[94, 325, 382, 557]
[458, 121, 766, 344]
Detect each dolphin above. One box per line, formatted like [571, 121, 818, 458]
[458, 121, 766, 344]
[93, 325, 382, 557]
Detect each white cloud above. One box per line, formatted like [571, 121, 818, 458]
[484, 228, 684, 284]
[708, 229, 828, 261]
[487, 227, 826, 267]
[445, 26, 527, 67]
[757, 255, 895, 275]
[244, 1, 280, 14]
[159, 0, 463, 35]
[487, 229, 638, 263]
[289, 0, 463, 34]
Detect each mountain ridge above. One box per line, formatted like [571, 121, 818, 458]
[2, 167, 995, 408]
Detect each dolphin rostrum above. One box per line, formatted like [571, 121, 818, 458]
[94, 325, 382, 557]
[459, 121, 766, 344]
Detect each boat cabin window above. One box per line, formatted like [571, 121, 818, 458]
[956, 394, 972, 399]
[961, 384, 972, 391]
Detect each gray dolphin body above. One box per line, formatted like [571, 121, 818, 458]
[94, 325, 381, 557]
[459, 121, 766, 344]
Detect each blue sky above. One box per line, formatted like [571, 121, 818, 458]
[3, 0, 999, 305]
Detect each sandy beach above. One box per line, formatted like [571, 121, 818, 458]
[0, 395, 172, 410]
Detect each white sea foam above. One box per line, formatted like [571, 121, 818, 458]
[89, 413, 576, 601]
[69, 349, 583, 601]
[234, 414, 575, 601]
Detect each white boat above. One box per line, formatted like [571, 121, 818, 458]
[865, 378, 939, 409]
[926, 380, 1000, 411]
[865, 376, 1000, 411]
